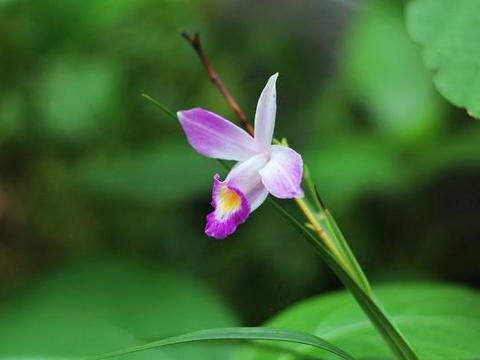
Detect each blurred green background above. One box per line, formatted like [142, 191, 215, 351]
[0, 0, 479, 357]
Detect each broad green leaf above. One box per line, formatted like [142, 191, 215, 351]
[93, 327, 355, 360]
[406, 0, 480, 118]
[75, 141, 217, 204]
[342, 1, 442, 142]
[236, 283, 480, 360]
[0, 258, 237, 359]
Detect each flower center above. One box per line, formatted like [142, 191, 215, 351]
[217, 186, 242, 214]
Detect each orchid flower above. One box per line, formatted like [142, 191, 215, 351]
[177, 73, 304, 239]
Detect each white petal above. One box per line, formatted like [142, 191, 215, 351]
[259, 145, 304, 199]
[254, 73, 278, 148]
[226, 153, 270, 212]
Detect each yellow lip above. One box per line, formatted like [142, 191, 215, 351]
[217, 186, 242, 214]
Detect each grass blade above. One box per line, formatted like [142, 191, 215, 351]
[322, 208, 371, 294]
[142, 93, 177, 120]
[268, 199, 418, 360]
[90, 327, 355, 360]
[311, 186, 372, 295]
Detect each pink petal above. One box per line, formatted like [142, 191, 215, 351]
[177, 108, 259, 161]
[226, 153, 270, 212]
[254, 73, 278, 148]
[259, 145, 304, 199]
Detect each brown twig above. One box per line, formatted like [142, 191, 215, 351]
[181, 32, 255, 136]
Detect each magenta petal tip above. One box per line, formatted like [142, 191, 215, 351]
[204, 174, 250, 239]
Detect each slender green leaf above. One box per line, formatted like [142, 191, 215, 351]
[91, 327, 355, 360]
[142, 93, 177, 120]
[313, 193, 372, 296]
[303, 166, 323, 213]
[267, 199, 418, 360]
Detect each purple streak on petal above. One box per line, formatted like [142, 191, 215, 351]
[254, 73, 278, 148]
[226, 152, 270, 212]
[177, 108, 259, 161]
[259, 145, 304, 199]
[205, 174, 250, 239]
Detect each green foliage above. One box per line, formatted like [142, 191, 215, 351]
[37, 58, 120, 141]
[0, 258, 237, 359]
[342, 1, 442, 142]
[75, 141, 217, 204]
[94, 327, 354, 360]
[307, 137, 407, 208]
[0, 92, 24, 144]
[305, 1, 446, 209]
[236, 283, 480, 360]
[267, 199, 418, 360]
[1, 2, 480, 358]
[407, 0, 480, 119]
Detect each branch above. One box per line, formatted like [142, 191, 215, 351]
[181, 32, 255, 136]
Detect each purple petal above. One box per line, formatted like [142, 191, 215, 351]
[259, 145, 304, 199]
[254, 73, 278, 148]
[226, 153, 270, 212]
[205, 174, 250, 239]
[178, 108, 259, 161]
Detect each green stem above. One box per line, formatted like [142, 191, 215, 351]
[270, 199, 418, 360]
[294, 196, 370, 294]
[301, 166, 372, 294]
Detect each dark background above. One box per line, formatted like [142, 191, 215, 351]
[0, 0, 479, 356]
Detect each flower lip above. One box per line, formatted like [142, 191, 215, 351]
[205, 174, 250, 239]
